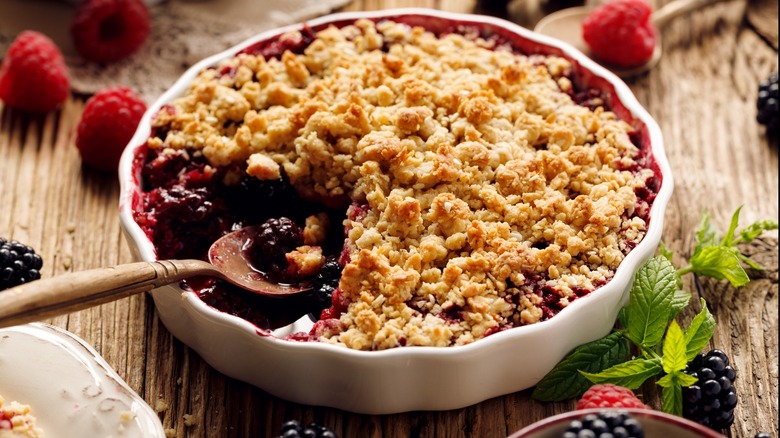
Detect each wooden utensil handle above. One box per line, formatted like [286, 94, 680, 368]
[652, 0, 730, 29]
[0, 259, 217, 328]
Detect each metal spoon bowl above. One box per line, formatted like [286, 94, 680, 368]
[533, 0, 725, 77]
[0, 225, 312, 328]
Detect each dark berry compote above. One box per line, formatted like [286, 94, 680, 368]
[134, 146, 345, 331]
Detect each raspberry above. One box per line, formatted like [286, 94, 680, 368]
[682, 349, 738, 430]
[564, 411, 644, 438]
[756, 72, 778, 134]
[0, 31, 69, 113]
[70, 0, 151, 64]
[277, 420, 337, 438]
[76, 86, 146, 172]
[582, 0, 658, 68]
[577, 384, 650, 410]
[0, 238, 43, 290]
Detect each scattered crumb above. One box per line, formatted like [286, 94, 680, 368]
[164, 428, 176, 438]
[66, 222, 76, 233]
[154, 399, 169, 413]
[176, 377, 182, 386]
[183, 414, 197, 427]
[119, 410, 136, 422]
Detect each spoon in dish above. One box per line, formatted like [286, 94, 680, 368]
[534, 0, 727, 77]
[0, 225, 312, 329]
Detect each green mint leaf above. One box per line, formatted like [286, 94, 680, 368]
[657, 370, 697, 388]
[626, 256, 677, 348]
[661, 379, 683, 415]
[668, 289, 692, 322]
[720, 206, 743, 247]
[689, 245, 750, 287]
[659, 241, 674, 261]
[532, 331, 629, 401]
[618, 307, 630, 329]
[683, 299, 715, 361]
[657, 371, 697, 415]
[694, 211, 718, 255]
[678, 372, 699, 387]
[737, 253, 764, 271]
[738, 220, 778, 243]
[581, 357, 663, 390]
[656, 372, 675, 388]
[662, 320, 687, 373]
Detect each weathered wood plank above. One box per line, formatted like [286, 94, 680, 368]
[0, 0, 776, 436]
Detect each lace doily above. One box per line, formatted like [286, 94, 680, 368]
[0, 0, 351, 103]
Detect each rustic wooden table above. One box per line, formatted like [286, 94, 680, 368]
[0, 0, 777, 437]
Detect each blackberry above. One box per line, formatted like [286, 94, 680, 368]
[314, 259, 342, 305]
[0, 238, 43, 290]
[277, 420, 337, 438]
[683, 349, 738, 430]
[563, 411, 644, 438]
[308, 259, 343, 320]
[220, 176, 308, 223]
[247, 217, 303, 281]
[757, 72, 779, 134]
[141, 184, 228, 260]
[754, 433, 772, 438]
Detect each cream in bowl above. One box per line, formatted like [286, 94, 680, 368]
[119, 8, 672, 413]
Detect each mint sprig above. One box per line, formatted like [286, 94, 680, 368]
[531, 331, 629, 402]
[532, 206, 776, 416]
[624, 256, 677, 349]
[677, 207, 777, 287]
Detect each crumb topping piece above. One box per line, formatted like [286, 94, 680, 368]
[148, 19, 654, 350]
[0, 395, 44, 438]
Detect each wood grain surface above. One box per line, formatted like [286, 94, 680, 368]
[0, 0, 777, 437]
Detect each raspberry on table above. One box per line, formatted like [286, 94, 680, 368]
[0, 238, 44, 291]
[70, 0, 151, 64]
[582, 0, 658, 68]
[0, 31, 70, 113]
[564, 411, 644, 438]
[76, 86, 147, 172]
[577, 384, 650, 410]
[683, 349, 738, 430]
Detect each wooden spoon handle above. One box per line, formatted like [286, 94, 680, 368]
[652, 0, 730, 29]
[0, 259, 217, 328]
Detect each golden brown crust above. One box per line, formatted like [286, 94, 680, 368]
[149, 19, 654, 350]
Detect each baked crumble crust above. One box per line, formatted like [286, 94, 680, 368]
[0, 396, 43, 438]
[148, 19, 655, 350]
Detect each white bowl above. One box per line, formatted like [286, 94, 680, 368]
[0, 323, 166, 438]
[118, 8, 673, 414]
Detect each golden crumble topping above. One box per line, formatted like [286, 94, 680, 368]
[0, 396, 43, 438]
[148, 19, 655, 350]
